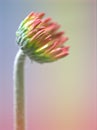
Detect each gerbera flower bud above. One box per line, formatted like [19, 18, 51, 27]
[16, 12, 69, 63]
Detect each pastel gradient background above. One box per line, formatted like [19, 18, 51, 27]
[0, 0, 96, 130]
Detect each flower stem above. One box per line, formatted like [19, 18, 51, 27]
[13, 49, 26, 130]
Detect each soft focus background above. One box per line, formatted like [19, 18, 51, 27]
[0, 0, 96, 130]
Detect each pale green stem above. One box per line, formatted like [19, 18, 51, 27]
[13, 49, 26, 130]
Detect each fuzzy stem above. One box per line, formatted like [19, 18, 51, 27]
[13, 49, 26, 130]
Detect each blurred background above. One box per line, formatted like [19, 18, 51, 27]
[0, 0, 96, 130]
